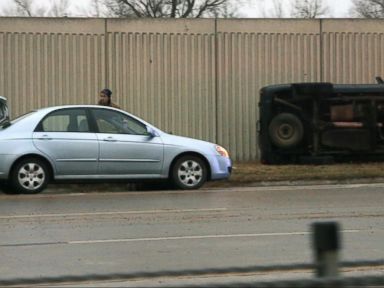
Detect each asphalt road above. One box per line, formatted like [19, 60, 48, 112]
[0, 183, 383, 286]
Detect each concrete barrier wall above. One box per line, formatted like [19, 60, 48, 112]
[0, 18, 106, 115]
[106, 19, 217, 143]
[1, 18, 384, 160]
[216, 19, 321, 160]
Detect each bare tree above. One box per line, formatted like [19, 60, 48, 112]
[13, 0, 34, 16]
[50, 0, 70, 17]
[0, 5, 19, 16]
[213, 0, 244, 17]
[352, 0, 384, 18]
[91, 0, 102, 16]
[271, 0, 285, 17]
[256, 0, 287, 18]
[290, 0, 330, 18]
[0, 0, 244, 18]
[4, 0, 70, 16]
[103, 0, 239, 18]
[71, 0, 107, 17]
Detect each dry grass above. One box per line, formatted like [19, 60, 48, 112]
[206, 161, 384, 187]
[46, 161, 384, 192]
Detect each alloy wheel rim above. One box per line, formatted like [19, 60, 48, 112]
[178, 160, 203, 187]
[18, 163, 45, 191]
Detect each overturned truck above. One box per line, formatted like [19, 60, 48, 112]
[258, 78, 384, 164]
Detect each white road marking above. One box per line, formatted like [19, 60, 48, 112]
[252, 183, 384, 191]
[69, 230, 360, 245]
[0, 208, 228, 220]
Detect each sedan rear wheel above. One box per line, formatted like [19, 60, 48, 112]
[172, 156, 207, 190]
[11, 158, 49, 194]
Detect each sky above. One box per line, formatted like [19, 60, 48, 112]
[241, 0, 353, 18]
[0, 0, 354, 18]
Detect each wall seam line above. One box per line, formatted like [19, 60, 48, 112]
[320, 19, 324, 82]
[105, 18, 109, 88]
[214, 18, 218, 145]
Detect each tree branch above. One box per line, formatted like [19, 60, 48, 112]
[119, 0, 144, 17]
[103, 0, 237, 18]
[13, 0, 33, 16]
[181, 0, 195, 17]
[170, 0, 177, 17]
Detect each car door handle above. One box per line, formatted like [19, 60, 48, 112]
[103, 137, 117, 142]
[37, 134, 52, 140]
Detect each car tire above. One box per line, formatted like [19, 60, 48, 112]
[11, 158, 50, 194]
[0, 181, 19, 194]
[268, 113, 304, 149]
[171, 156, 207, 190]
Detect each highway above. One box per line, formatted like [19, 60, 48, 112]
[0, 183, 383, 286]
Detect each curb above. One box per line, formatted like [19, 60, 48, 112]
[44, 177, 384, 193]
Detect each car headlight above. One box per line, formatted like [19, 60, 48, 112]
[215, 145, 229, 158]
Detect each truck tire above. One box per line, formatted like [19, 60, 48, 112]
[268, 113, 304, 149]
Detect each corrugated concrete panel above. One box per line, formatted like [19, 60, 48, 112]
[0, 17, 105, 34]
[2, 18, 384, 161]
[0, 31, 106, 117]
[106, 30, 216, 142]
[217, 29, 321, 160]
[217, 19, 320, 34]
[322, 20, 384, 84]
[106, 19, 217, 143]
[322, 19, 384, 33]
[0, 18, 106, 118]
[107, 18, 215, 34]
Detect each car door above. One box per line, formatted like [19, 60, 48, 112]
[33, 108, 99, 176]
[91, 108, 164, 176]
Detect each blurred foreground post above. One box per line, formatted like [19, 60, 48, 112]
[312, 221, 341, 277]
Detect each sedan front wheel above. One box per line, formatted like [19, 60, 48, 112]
[11, 158, 50, 194]
[172, 156, 207, 190]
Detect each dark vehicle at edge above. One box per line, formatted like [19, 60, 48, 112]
[258, 77, 384, 164]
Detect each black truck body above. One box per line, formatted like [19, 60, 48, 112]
[258, 80, 384, 164]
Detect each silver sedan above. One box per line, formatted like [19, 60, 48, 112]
[0, 99, 231, 194]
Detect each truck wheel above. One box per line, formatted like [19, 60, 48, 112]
[268, 113, 303, 149]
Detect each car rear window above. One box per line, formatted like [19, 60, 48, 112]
[12, 111, 37, 123]
[0, 111, 36, 131]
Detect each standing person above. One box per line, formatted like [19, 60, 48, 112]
[98, 88, 121, 109]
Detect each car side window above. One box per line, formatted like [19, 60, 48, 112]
[38, 109, 89, 132]
[92, 109, 148, 135]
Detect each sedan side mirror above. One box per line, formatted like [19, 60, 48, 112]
[146, 126, 157, 138]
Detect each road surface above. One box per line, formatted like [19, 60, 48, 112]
[0, 183, 383, 286]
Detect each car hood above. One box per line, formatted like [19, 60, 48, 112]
[0, 96, 9, 127]
[160, 132, 218, 155]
